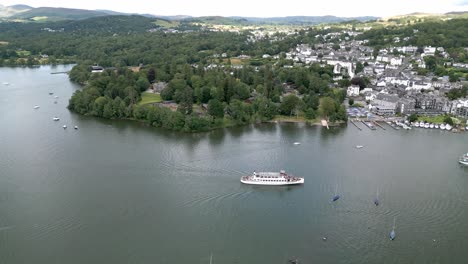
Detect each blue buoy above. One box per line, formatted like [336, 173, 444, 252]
[332, 195, 340, 202]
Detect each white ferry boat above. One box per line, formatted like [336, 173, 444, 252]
[459, 153, 468, 166]
[241, 170, 304, 186]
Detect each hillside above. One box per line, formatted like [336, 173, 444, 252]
[0, 4, 32, 17]
[10, 7, 109, 21]
[241, 15, 378, 25]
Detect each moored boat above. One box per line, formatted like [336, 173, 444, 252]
[440, 124, 446, 130]
[53, 117, 60, 121]
[459, 153, 468, 166]
[435, 124, 439, 129]
[429, 123, 434, 129]
[241, 170, 304, 186]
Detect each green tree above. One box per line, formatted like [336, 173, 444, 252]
[348, 98, 354, 106]
[136, 76, 150, 92]
[319, 97, 336, 118]
[208, 99, 224, 119]
[408, 113, 418, 122]
[147, 68, 156, 83]
[444, 116, 454, 126]
[279, 94, 300, 116]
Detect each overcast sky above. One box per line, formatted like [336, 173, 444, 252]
[2, 0, 467, 17]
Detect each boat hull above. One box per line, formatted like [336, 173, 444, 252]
[459, 160, 468, 166]
[241, 178, 304, 185]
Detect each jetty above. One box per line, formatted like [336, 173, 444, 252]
[350, 119, 362, 130]
[50, 71, 69, 75]
[372, 121, 386, 130]
[361, 121, 376, 130]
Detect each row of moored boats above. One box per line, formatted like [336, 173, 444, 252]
[411, 121, 453, 130]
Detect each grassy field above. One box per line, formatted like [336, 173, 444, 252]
[417, 115, 455, 124]
[138, 93, 162, 105]
[153, 19, 179, 28]
[16, 50, 31, 56]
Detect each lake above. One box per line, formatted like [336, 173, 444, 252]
[1, 65, 468, 264]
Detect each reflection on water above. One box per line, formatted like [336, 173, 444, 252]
[1, 65, 468, 264]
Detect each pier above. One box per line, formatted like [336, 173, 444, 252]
[50, 71, 69, 75]
[385, 121, 400, 130]
[372, 121, 386, 130]
[350, 119, 362, 130]
[361, 121, 376, 130]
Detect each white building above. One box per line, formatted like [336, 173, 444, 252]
[347, 85, 360, 97]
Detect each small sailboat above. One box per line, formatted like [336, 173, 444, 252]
[356, 145, 364, 149]
[53, 117, 60, 121]
[33, 105, 40, 109]
[374, 189, 380, 206]
[389, 217, 396, 240]
[63, 125, 67, 129]
[74, 126, 78, 130]
[293, 142, 301, 145]
[54, 95, 59, 98]
[332, 185, 340, 202]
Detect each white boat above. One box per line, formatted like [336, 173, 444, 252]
[429, 123, 434, 129]
[293, 142, 301, 145]
[445, 124, 452, 131]
[440, 124, 446, 130]
[424, 123, 430, 129]
[356, 145, 364, 149]
[63, 125, 67, 129]
[33, 105, 40, 109]
[419, 121, 425, 127]
[54, 96, 59, 99]
[74, 126, 78, 129]
[53, 117, 60, 121]
[241, 170, 304, 186]
[414, 123, 420, 128]
[435, 124, 439, 129]
[459, 153, 468, 166]
[3, 82, 9, 85]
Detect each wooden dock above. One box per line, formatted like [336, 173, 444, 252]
[372, 121, 386, 130]
[350, 120, 362, 130]
[385, 121, 399, 130]
[361, 121, 376, 130]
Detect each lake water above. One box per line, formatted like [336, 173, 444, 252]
[1, 65, 468, 264]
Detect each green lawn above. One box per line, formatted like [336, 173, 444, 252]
[138, 93, 162, 105]
[417, 115, 457, 124]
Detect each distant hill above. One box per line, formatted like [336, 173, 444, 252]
[10, 7, 109, 21]
[0, 4, 32, 17]
[239, 15, 378, 25]
[184, 16, 249, 25]
[9, 4, 32, 10]
[182, 15, 378, 25]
